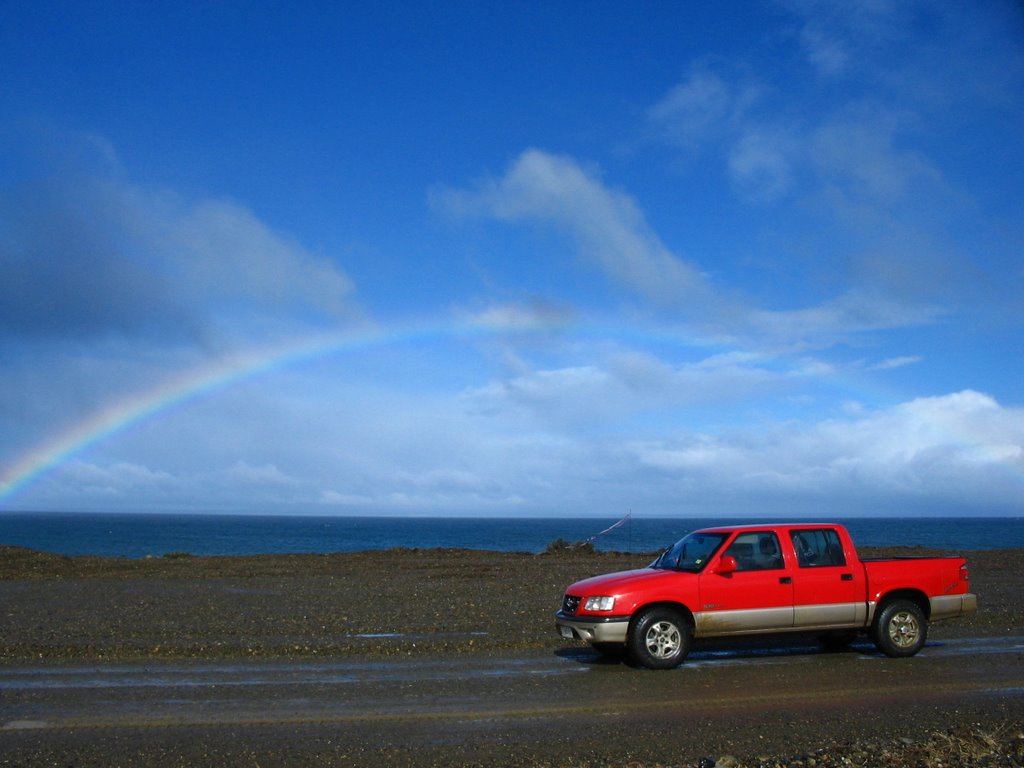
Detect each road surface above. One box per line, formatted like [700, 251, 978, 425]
[2, 635, 1022, 766]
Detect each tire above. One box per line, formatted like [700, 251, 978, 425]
[872, 599, 927, 657]
[627, 607, 692, 669]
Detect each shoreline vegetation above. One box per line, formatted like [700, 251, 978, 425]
[1, 544, 1021, 767]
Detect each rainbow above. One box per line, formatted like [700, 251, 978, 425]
[0, 315, 559, 504]
[11, 315, 1016, 509]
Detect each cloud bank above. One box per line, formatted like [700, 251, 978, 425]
[0, 135, 354, 343]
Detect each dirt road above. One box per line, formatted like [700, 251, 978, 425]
[3, 635, 1022, 766]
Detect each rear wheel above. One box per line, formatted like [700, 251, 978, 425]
[872, 599, 927, 657]
[627, 607, 692, 669]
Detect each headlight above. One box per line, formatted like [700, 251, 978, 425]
[584, 596, 616, 611]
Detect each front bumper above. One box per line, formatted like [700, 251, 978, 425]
[555, 610, 630, 644]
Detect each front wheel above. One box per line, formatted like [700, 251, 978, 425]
[627, 607, 692, 669]
[872, 599, 927, 657]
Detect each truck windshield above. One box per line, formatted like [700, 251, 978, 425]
[651, 532, 728, 573]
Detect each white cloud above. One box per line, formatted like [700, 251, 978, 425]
[784, 0, 905, 79]
[629, 390, 1024, 510]
[0, 133, 355, 342]
[54, 460, 178, 500]
[647, 70, 735, 147]
[460, 342, 825, 436]
[745, 291, 941, 346]
[436, 149, 711, 308]
[437, 140, 953, 350]
[868, 356, 922, 371]
[646, 66, 798, 203]
[642, 7, 1022, 327]
[465, 365, 614, 430]
[630, 436, 746, 472]
[728, 129, 797, 202]
[11, 369, 1023, 516]
[158, 196, 354, 320]
[224, 461, 297, 486]
[457, 300, 574, 333]
[797, 22, 848, 77]
[809, 110, 946, 209]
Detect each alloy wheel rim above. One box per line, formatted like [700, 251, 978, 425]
[888, 610, 920, 648]
[645, 620, 681, 658]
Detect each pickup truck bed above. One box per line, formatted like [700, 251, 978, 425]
[555, 523, 977, 669]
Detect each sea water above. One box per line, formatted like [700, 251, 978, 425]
[0, 512, 1021, 558]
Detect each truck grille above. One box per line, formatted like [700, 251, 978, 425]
[562, 595, 581, 615]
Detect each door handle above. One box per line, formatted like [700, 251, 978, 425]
[779, 576, 792, 584]
[841, 573, 853, 581]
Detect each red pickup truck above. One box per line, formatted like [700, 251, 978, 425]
[555, 523, 977, 669]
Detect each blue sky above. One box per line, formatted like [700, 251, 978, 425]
[1, 1, 1022, 517]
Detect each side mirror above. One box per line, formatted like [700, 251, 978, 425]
[714, 556, 737, 575]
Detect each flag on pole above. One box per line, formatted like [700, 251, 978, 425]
[584, 511, 631, 544]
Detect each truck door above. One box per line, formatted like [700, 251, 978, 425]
[697, 531, 794, 635]
[789, 528, 867, 628]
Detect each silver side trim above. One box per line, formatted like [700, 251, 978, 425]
[794, 602, 867, 629]
[930, 593, 978, 621]
[694, 607, 793, 637]
[695, 602, 868, 637]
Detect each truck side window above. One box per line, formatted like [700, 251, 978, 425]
[790, 529, 846, 568]
[723, 532, 783, 571]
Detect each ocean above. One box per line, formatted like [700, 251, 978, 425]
[0, 512, 1021, 558]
